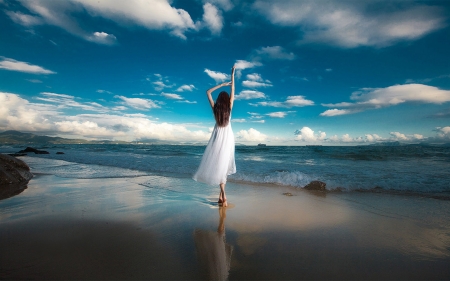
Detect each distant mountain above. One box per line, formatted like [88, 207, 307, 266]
[0, 130, 128, 144]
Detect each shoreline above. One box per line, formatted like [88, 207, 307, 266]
[1, 157, 450, 279]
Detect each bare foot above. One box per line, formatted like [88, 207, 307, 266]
[222, 199, 228, 207]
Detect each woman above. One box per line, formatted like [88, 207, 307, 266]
[193, 66, 236, 207]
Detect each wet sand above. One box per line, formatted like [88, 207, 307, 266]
[1, 159, 450, 280]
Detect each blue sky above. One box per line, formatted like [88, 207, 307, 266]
[1, 0, 450, 145]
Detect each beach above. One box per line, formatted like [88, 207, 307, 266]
[1, 155, 449, 280]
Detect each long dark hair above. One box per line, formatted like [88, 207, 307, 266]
[214, 91, 231, 127]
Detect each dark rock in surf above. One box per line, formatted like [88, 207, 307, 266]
[8, 153, 27, 157]
[56, 152, 64, 154]
[304, 181, 326, 191]
[18, 147, 50, 154]
[0, 154, 33, 200]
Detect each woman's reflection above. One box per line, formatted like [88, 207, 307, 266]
[194, 206, 233, 281]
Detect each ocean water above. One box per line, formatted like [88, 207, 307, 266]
[1, 144, 449, 196]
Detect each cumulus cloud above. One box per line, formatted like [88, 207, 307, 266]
[365, 134, 383, 142]
[242, 73, 272, 88]
[203, 0, 234, 11]
[87, 31, 117, 45]
[266, 111, 293, 118]
[0, 92, 210, 142]
[235, 90, 266, 100]
[234, 60, 263, 79]
[0, 57, 56, 74]
[321, 84, 450, 116]
[251, 46, 296, 61]
[14, 0, 196, 42]
[236, 128, 267, 142]
[434, 126, 450, 140]
[202, 3, 223, 35]
[115, 95, 160, 110]
[242, 80, 272, 88]
[254, 95, 314, 108]
[176, 84, 196, 92]
[253, 0, 445, 48]
[294, 127, 326, 142]
[390, 131, 425, 141]
[204, 68, 229, 83]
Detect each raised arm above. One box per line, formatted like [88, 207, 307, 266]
[206, 82, 231, 109]
[230, 65, 235, 109]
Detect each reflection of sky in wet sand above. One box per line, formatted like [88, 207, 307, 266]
[1, 157, 449, 279]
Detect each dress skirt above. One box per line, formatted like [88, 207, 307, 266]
[193, 121, 236, 186]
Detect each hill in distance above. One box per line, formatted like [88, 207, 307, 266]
[0, 130, 129, 144]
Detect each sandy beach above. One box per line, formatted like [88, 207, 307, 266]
[1, 157, 450, 280]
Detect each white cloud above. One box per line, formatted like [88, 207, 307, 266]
[236, 128, 267, 142]
[234, 60, 262, 79]
[246, 73, 263, 81]
[203, 0, 234, 11]
[266, 111, 292, 118]
[294, 127, 326, 142]
[161, 93, 183, 100]
[97, 89, 113, 94]
[152, 80, 174, 91]
[36, 92, 107, 112]
[232, 119, 246, 123]
[255, 95, 314, 108]
[175, 100, 197, 104]
[0, 92, 210, 142]
[320, 109, 351, 117]
[252, 46, 296, 61]
[234, 60, 262, 70]
[389, 131, 425, 142]
[365, 134, 383, 142]
[253, 0, 445, 48]
[204, 68, 229, 83]
[202, 3, 223, 35]
[176, 84, 196, 92]
[115, 95, 160, 110]
[434, 126, 450, 140]
[235, 90, 266, 100]
[321, 84, 450, 116]
[251, 120, 265, 123]
[242, 80, 272, 88]
[0, 57, 56, 74]
[87, 31, 117, 45]
[16, 0, 196, 42]
[6, 11, 43, 26]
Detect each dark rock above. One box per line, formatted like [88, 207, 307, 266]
[18, 147, 50, 154]
[56, 152, 65, 154]
[0, 154, 33, 200]
[304, 180, 327, 191]
[7, 153, 27, 157]
[282, 192, 293, 196]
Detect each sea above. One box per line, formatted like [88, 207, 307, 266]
[1, 144, 450, 198]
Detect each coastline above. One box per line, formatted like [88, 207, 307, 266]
[1, 157, 449, 280]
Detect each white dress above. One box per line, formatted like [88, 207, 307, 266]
[193, 117, 236, 186]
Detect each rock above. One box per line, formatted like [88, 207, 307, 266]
[0, 154, 33, 200]
[18, 147, 50, 154]
[56, 152, 65, 154]
[304, 181, 327, 191]
[7, 153, 27, 157]
[282, 192, 293, 196]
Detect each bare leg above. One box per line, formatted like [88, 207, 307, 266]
[218, 189, 223, 204]
[220, 183, 227, 207]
